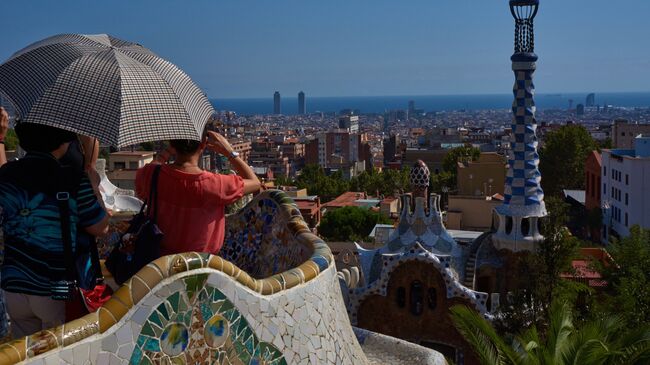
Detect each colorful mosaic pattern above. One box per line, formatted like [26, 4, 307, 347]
[0, 190, 333, 364]
[348, 242, 490, 326]
[130, 274, 286, 365]
[498, 53, 546, 218]
[221, 190, 312, 279]
[384, 195, 456, 257]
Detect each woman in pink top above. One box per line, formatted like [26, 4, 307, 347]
[135, 131, 261, 255]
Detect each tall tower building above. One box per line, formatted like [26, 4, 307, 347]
[273, 91, 281, 115]
[493, 0, 547, 252]
[586, 93, 595, 107]
[298, 91, 306, 115]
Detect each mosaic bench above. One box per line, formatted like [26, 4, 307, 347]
[0, 190, 444, 364]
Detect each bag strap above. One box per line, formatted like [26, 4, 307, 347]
[145, 165, 162, 222]
[56, 191, 76, 283]
[89, 236, 103, 283]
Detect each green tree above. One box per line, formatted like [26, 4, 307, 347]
[539, 125, 597, 197]
[318, 206, 391, 242]
[600, 226, 650, 327]
[441, 145, 480, 188]
[495, 197, 583, 336]
[451, 301, 650, 365]
[442, 145, 481, 174]
[294, 164, 349, 202]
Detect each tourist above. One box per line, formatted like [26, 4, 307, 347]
[0, 123, 109, 338]
[135, 130, 260, 256]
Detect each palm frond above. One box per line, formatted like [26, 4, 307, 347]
[450, 305, 519, 365]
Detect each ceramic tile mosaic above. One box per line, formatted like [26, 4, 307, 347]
[353, 327, 446, 365]
[0, 190, 442, 364]
[221, 190, 313, 279]
[130, 274, 286, 365]
[347, 242, 490, 326]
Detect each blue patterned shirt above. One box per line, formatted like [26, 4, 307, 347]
[0, 153, 106, 296]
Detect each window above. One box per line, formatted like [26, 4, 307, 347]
[129, 161, 139, 169]
[626, 193, 628, 205]
[611, 187, 614, 198]
[396, 287, 406, 308]
[427, 288, 437, 310]
[603, 183, 606, 195]
[626, 174, 629, 185]
[113, 161, 126, 170]
[410, 281, 424, 316]
[603, 166, 606, 176]
[625, 213, 628, 227]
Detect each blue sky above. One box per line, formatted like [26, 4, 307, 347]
[2, 0, 650, 98]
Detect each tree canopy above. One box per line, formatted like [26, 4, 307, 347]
[441, 145, 481, 189]
[495, 197, 584, 336]
[539, 124, 597, 198]
[287, 164, 410, 203]
[599, 226, 650, 327]
[318, 206, 391, 242]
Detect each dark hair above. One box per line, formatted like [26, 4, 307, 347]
[15, 122, 77, 153]
[169, 128, 207, 155]
[169, 139, 202, 155]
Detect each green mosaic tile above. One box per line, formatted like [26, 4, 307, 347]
[149, 311, 163, 327]
[132, 276, 286, 364]
[184, 273, 208, 299]
[143, 338, 160, 352]
[141, 322, 155, 337]
[158, 303, 169, 321]
[168, 292, 180, 311]
[138, 355, 152, 365]
[212, 289, 226, 301]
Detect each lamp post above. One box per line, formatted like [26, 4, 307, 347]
[493, 0, 546, 251]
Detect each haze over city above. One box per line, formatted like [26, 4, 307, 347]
[3, 0, 650, 98]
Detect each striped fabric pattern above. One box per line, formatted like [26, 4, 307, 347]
[0, 34, 214, 147]
[498, 57, 546, 218]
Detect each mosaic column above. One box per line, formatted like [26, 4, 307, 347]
[494, 0, 547, 252]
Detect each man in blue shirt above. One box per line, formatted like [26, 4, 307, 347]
[0, 122, 109, 338]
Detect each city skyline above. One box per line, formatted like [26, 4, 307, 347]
[2, 0, 650, 99]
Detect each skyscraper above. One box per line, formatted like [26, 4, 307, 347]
[298, 91, 306, 115]
[586, 93, 595, 107]
[273, 91, 281, 115]
[493, 0, 547, 252]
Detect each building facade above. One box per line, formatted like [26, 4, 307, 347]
[585, 150, 603, 242]
[456, 152, 506, 196]
[612, 119, 650, 149]
[601, 135, 650, 242]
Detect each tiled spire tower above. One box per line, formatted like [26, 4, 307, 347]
[493, 0, 547, 252]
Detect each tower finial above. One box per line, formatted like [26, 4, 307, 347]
[510, 0, 539, 54]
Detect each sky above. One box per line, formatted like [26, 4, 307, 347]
[2, 0, 650, 99]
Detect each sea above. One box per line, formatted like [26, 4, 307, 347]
[210, 92, 650, 116]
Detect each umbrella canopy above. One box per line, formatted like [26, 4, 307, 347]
[0, 34, 214, 147]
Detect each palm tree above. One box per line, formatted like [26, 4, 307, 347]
[450, 302, 650, 365]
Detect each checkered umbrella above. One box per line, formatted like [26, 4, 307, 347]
[0, 34, 214, 147]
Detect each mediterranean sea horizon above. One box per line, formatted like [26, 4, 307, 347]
[210, 91, 650, 116]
